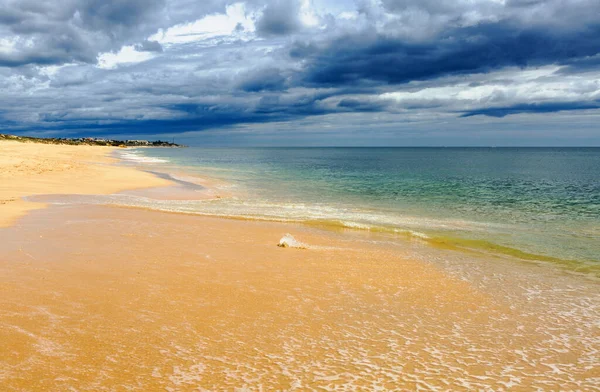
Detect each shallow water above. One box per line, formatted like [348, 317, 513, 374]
[118, 147, 600, 273]
[1, 204, 598, 391]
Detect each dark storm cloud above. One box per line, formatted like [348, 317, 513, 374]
[295, 22, 600, 87]
[558, 55, 600, 74]
[237, 68, 288, 92]
[0, 68, 381, 137]
[255, 0, 302, 37]
[460, 101, 600, 118]
[3, 100, 303, 137]
[337, 98, 388, 112]
[2, 0, 600, 143]
[0, 0, 226, 67]
[379, 0, 600, 23]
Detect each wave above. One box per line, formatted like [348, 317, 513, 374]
[117, 149, 169, 164]
[27, 192, 478, 235]
[40, 144, 600, 278]
[27, 191, 600, 277]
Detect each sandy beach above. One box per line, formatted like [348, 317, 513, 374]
[0, 141, 170, 228]
[1, 141, 598, 391]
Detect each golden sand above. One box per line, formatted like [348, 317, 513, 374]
[0, 142, 598, 390]
[0, 141, 170, 227]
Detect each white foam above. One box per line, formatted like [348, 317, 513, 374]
[340, 221, 373, 230]
[408, 230, 431, 240]
[278, 234, 307, 249]
[118, 150, 169, 164]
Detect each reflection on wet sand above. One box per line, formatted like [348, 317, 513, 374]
[1, 205, 598, 391]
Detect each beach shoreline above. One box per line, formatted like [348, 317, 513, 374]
[1, 141, 598, 390]
[0, 141, 172, 228]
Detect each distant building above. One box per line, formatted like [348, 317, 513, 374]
[126, 140, 150, 145]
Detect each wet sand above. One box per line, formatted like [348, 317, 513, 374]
[0, 142, 598, 390]
[1, 204, 599, 390]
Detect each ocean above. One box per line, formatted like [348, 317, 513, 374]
[119, 147, 600, 274]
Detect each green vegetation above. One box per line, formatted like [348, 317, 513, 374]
[0, 133, 184, 147]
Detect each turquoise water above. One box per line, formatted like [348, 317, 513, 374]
[133, 147, 600, 270]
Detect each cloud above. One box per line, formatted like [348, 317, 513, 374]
[460, 101, 600, 118]
[295, 22, 600, 87]
[0, 0, 228, 68]
[1, 0, 600, 145]
[135, 40, 163, 52]
[237, 67, 288, 92]
[255, 0, 302, 36]
[337, 98, 388, 112]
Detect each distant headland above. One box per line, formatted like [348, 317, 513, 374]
[0, 133, 184, 147]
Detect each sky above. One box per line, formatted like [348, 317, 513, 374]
[1, 0, 600, 146]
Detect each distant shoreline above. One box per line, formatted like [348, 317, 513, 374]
[0, 133, 185, 147]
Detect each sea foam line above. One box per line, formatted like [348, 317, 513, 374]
[118, 150, 169, 164]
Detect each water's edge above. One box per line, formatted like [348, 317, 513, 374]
[56, 147, 598, 278]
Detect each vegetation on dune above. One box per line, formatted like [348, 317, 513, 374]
[0, 134, 184, 147]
